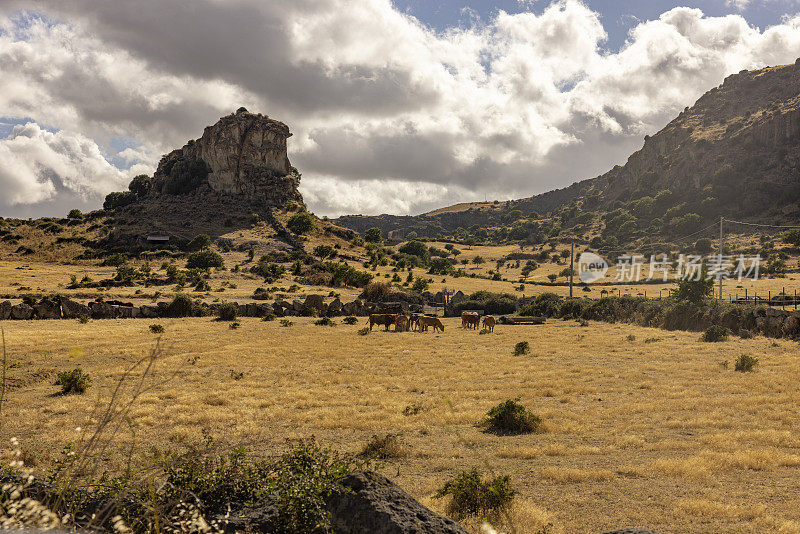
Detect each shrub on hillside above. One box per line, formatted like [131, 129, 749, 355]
[483, 399, 541, 434]
[674, 270, 714, 304]
[186, 234, 211, 251]
[359, 434, 405, 459]
[513, 341, 530, 356]
[165, 294, 198, 317]
[452, 291, 517, 315]
[186, 250, 224, 270]
[103, 191, 136, 210]
[149, 324, 164, 334]
[434, 469, 517, 520]
[342, 316, 358, 325]
[734, 354, 758, 372]
[54, 368, 91, 395]
[701, 325, 729, 342]
[287, 211, 315, 234]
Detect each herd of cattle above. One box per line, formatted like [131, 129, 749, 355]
[367, 311, 496, 333]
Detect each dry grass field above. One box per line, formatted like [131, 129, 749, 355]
[2, 316, 800, 533]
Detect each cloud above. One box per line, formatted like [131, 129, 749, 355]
[1, 1, 800, 217]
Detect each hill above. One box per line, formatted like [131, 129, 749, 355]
[335, 60, 800, 245]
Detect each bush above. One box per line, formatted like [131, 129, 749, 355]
[342, 316, 358, 325]
[735, 354, 758, 372]
[364, 227, 383, 243]
[103, 190, 136, 210]
[359, 434, 405, 459]
[412, 278, 430, 292]
[452, 291, 517, 315]
[166, 294, 198, 317]
[280, 319, 294, 327]
[428, 257, 455, 275]
[287, 211, 316, 234]
[314, 317, 335, 326]
[513, 341, 529, 356]
[483, 398, 541, 434]
[313, 245, 336, 259]
[702, 325, 729, 342]
[186, 234, 211, 251]
[218, 302, 238, 321]
[162, 157, 210, 194]
[54, 368, 91, 395]
[149, 324, 164, 334]
[357, 327, 370, 335]
[67, 209, 83, 219]
[252, 258, 286, 282]
[262, 313, 277, 322]
[434, 468, 517, 520]
[128, 174, 152, 198]
[186, 250, 224, 269]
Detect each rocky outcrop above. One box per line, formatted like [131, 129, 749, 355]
[10, 303, 33, 320]
[326, 471, 468, 534]
[0, 300, 11, 320]
[60, 298, 90, 319]
[220, 471, 467, 534]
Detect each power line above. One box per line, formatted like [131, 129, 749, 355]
[723, 219, 800, 229]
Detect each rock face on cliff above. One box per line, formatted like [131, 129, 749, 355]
[107, 109, 305, 249]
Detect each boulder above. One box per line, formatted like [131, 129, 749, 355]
[140, 305, 160, 319]
[10, 303, 34, 320]
[131, 307, 142, 319]
[61, 298, 90, 319]
[782, 315, 800, 338]
[237, 304, 248, 317]
[257, 303, 274, 316]
[326, 471, 468, 534]
[89, 301, 117, 319]
[33, 299, 62, 319]
[304, 294, 325, 313]
[116, 306, 133, 319]
[0, 300, 12, 320]
[327, 298, 343, 316]
[342, 300, 364, 316]
[246, 303, 260, 317]
[291, 300, 304, 315]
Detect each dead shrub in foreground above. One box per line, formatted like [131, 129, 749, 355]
[359, 434, 406, 459]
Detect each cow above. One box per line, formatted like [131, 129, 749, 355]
[418, 316, 445, 333]
[482, 315, 496, 333]
[395, 315, 409, 332]
[461, 312, 481, 330]
[368, 314, 396, 331]
[408, 313, 422, 332]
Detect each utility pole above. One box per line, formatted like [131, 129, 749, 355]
[719, 216, 724, 300]
[569, 240, 574, 298]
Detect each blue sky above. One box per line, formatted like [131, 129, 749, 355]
[394, 0, 800, 50]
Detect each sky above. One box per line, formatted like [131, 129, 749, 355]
[1, 1, 800, 219]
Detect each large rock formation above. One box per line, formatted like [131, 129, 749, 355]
[107, 109, 305, 249]
[151, 108, 300, 204]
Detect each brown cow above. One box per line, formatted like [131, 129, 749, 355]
[395, 315, 409, 332]
[482, 315, 496, 332]
[461, 312, 480, 330]
[408, 313, 422, 332]
[368, 314, 396, 331]
[418, 316, 445, 333]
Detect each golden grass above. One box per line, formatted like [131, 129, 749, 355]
[2, 318, 800, 532]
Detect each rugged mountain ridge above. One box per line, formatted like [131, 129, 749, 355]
[335, 60, 800, 239]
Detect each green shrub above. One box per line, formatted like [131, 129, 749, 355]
[483, 398, 541, 434]
[513, 341, 529, 356]
[734, 354, 758, 372]
[186, 250, 224, 270]
[364, 227, 383, 243]
[229, 322, 241, 330]
[702, 325, 729, 342]
[412, 278, 430, 292]
[54, 368, 91, 395]
[287, 211, 316, 234]
[434, 468, 517, 520]
[103, 190, 136, 210]
[262, 313, 277, 322]
[280, 319, 293, 327]
[218, 302, 238, 321]
[357, 327, 370, 336]
[162, 156, 210, 194]
[453, 291, 517, 315]
[359, 434, 405, 459]
[166, 294, 197, 317]
[342, 316, 358, 325]
[128, 174, 152, 198]
[314, 317, 335, 326]
[186, 234, 211, 251]
[674, 270, 714, 304]
[149, 324, 164, 334]
[67, 209, 83, 219]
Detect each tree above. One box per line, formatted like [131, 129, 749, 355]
[364, 227, 383, 243]
[186, 234, 211, 252]
[186, 250, 225, 270]
[472, 256, 485, 265]
[695, 238, 713, 254]
[128, 174, 152, 198]
[398, 240, 429, 260]
[405, 231, 418, 241]
[313, 244, 336, 259]
[674, 268, 714, 304]
[67, 209, 83, 219]
[287, 211, 315, 234]
[103, 191, 136, 210]
[547, 274, 557, 283]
